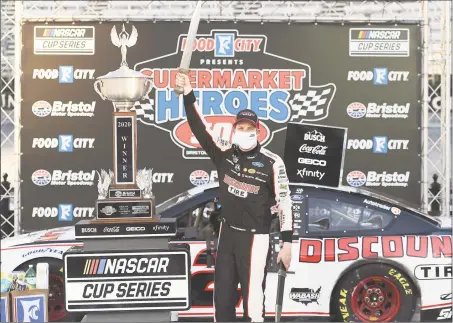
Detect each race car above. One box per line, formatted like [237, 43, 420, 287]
[1, 183, 451, 322]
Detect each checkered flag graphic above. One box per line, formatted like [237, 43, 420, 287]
[132, 91, 155, 122]
[289, 85, 335, 122]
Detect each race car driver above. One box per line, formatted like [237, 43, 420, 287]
[175, 73, 293, 322]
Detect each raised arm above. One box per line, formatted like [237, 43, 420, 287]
[177, 73, 230, 166]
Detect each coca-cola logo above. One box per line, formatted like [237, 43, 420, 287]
[299, 144, 327, 155]
[103, 226, 120, 233]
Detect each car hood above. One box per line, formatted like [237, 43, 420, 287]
[1, 226, 75, 249]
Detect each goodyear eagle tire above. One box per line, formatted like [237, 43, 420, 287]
[332, 263, 417, 322]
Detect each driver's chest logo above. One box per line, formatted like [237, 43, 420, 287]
[223, 174, 260, 198]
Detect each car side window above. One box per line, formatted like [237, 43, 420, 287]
[308, 197, 394, 232]
[176, 201, 217, 240]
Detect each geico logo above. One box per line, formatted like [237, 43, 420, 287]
[126, 227, 145, 232]
[32, 137, 95, 149]
[297, 158, 327, 166]
[82, 281, 171, 299]
[99, 257, 170, 274]
[32, 207, 94, 217]
[32, 69, 95, 79]
[81, 228, 96, 233]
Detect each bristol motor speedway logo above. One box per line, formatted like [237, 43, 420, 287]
[132, 30, 336, 159]
[31, 169, 96, 186]
[346, 170, 410, 188]
[32, 100, 96, 117]
[346, 102, 410, 119]
[189, 170, 218, 186]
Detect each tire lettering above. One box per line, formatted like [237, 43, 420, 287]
[338, 288, 350, 322]
[388, 268, 412, 294]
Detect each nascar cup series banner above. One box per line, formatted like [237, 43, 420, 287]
[20, 22, 421, 231]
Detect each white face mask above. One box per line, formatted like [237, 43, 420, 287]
[232, 130, 258, 150]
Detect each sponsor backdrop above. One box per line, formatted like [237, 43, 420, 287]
[20, 22, 421, 231]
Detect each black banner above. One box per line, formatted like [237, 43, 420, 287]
[74, 218, 177, 239]
[284, 123, 346, 187]
[64, 250, 190, 311]
[20, 22, 422, 231]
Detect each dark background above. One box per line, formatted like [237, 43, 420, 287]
[20, 22, 421, 231]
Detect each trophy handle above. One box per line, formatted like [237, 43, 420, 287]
[174, 68, 190, 97]
[94, 80, 107, 100]
[144, 79, 153, 97]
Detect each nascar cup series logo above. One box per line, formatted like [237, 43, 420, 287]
[346, 170, 410, 188]
[133, 29, 336, 159]
[31, 169, 96, 186]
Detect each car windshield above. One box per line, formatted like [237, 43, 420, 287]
[156, 191, 193, 214]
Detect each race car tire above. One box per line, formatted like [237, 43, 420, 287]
[15, 257, 85, 322]
[332, 263, 417, 322]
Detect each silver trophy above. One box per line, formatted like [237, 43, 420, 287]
[93, 24, 156, 220]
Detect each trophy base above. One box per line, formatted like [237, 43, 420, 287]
[96, 197, 156, 220]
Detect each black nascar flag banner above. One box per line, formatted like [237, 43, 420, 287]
[284, 123, 347, 188]
[20, 22, 421, 231]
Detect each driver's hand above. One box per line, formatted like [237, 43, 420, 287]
[277, 242, 292, 270]
[175, 72, 192, 95]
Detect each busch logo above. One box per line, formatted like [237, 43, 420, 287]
[304, 130, 325, 143]
[133, 29, 336, 159]
[299, 144, 327, 155]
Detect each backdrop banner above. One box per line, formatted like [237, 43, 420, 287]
[20, 22, 422, 231]
[284, 123, 347, 188]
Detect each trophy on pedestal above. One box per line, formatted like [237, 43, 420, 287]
[93, 24, 156, 221]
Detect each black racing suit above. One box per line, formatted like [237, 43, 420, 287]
[183, 91, 293, 322]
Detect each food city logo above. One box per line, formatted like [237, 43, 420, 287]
[132, 29, 336, 159]
[32, 205, 95, 221]
[347, 102, 410, 119]
[31, 169, 96, 186]
[347, 68, 409, 85]
[33, 26, 95, 55]
[32, 100, 96, 117]
[346, 170, 410, 188]
[32, 136, 95, 152]
[32, 66, 95, 83]
[15, 295, 46, 322]
[189, 170, 218, 186]
[347, 137, 409, 154]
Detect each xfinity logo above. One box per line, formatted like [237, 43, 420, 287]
[32, 136, 95, 151]
[32, 205, 95, 220]
[32, 67, 95, 83]
[414, 264, 452, 280]
[297, 168, 325, 181]
[347, 138, 409, 153]
[347, 69, 409, 84]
